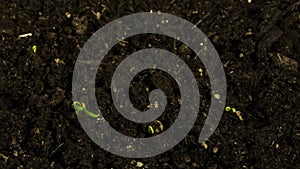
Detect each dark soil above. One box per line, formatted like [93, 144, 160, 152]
[1, 0, 300, 168]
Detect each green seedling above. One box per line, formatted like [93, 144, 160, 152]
[148, 126, 155, 135]
[225, 106, 232, 112]
[72, 101, 99, 118]
[225, 106, 243, 121]
[225, 106, 236, 113]
[147, 120, 164, 135]
[32, 45, 37, 53]
[231, 107, 236, 113]
[198, 68, 203, 77]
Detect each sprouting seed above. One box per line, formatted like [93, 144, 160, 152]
[201, 141, 208, 149]
[225, 106, 244, 121]
[32, 45, 37, 53]
[148, 126, 154, 134]
[198, 68, 203, 77]
[72, 101, 99, 118]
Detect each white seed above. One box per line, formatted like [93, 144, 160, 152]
[130, 67, 136, 73]
[213, 93, 221, 100]
[126, 145, 133, 149]
[65, 12, 71, 18]
[96, 12, 101, 19]
[136, 161, 144, 167]
[154, 101, 159, 109]
[239, 53, 245, 58]
[213, 147, 218, 153]
[13, 150, 18, 157]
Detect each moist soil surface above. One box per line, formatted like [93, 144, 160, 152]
[1, 0, 300, 168]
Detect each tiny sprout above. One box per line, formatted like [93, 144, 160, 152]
[236, 111, 244, 121]
[201, 141, 208, 149]
[155, 120, 164, 132]
[225, 106, 231, 112]
[148, 126, 155, 135]
[72, 101, 99, 118]
[225, 106, 244, 121]
[231, 107, 236, 113]
[147, 120, 164, 135]
[198, 68, 203, 77]
[32, 45, 37, 53]
[73, 101, 84, 111]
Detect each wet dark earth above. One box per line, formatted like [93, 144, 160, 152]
[1, 0, 300, 168]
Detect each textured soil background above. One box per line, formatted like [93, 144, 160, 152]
[1, 0, 300, 168]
